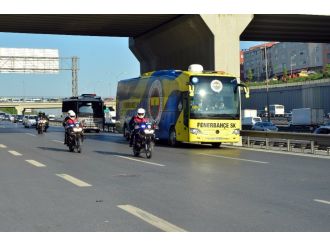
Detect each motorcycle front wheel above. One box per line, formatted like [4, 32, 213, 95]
[145, 143, 152, 159]
[76, 137, 82, 153]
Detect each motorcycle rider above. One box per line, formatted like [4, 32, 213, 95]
[36, 112, 49, 131]
[42, 112, 49, 131]
[63, 110, 78, 145]
[129, 108, 149, 147]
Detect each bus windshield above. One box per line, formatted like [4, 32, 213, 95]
[190, 76, 240, 119]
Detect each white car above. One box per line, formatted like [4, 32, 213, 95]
[24, 115, 37, 128]
[48, 114, 56, 121]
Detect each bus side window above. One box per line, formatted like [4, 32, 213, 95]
[182, 92, 189, 127]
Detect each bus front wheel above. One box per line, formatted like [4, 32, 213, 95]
[212, 143, 221, 148]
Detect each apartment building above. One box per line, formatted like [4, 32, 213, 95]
[242, 42, 329, 81]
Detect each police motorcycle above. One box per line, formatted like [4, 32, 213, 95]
[132, 122, 156, 159]
[66, 122, 84, 153]
[36, 119, 47, 134]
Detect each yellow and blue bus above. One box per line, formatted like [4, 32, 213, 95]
[116, 64, 249, 147]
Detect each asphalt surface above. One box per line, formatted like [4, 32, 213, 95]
[0, 121, 329, 231]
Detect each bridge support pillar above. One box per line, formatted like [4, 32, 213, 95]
[15, 106, 24, 115]
[201, 14, 254, 77]
[130, 14, 253, 78]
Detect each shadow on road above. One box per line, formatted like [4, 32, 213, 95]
[94, 150, 132, 157]
[38, 146, 68, 152]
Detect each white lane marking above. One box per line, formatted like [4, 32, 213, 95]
[25, 160, 46, 167]
[114, 155, 166, 167]
[56, 174, 92, 187]
[0, 144, 7, 148]
[25, 133, 36, 137]
[8, 150, 22, 156]
[314, 199, 330, 205]
[199, 153, 269, 164]
[118, 204, 186, 232]
[222, 144, 330, 160]
[52, 140, 63, 144]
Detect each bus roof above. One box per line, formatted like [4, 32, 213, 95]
[139, 69, 234, 79]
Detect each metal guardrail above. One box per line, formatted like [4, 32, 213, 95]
[240, 130, 330, 154]
[48, 120, 63, 127]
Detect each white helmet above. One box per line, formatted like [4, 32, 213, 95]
[68, 110, 76, 118]
[137, 108, 145, 119]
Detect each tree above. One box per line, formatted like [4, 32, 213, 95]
[282, 67, 288, 81]
[323, 64, 330, 78]
[247, 69, 253, 82]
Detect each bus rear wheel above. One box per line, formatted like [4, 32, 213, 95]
[123, 125, 130, 141]
[168, 127, 177, 147]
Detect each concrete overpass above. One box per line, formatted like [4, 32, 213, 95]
[0, 102, 62, 115]
[0, 100, 117, 115]
[0, 14, 329, 79]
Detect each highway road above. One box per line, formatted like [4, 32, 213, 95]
[0, 121, 329, 231]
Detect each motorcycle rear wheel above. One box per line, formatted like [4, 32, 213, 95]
[133, 147, 140, 157]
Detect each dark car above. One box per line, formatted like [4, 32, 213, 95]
[14, 114, 24, 123]
[313, 126, 330, 134]
[252, 121, 278, 131]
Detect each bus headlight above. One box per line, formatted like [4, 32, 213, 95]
[232, 129, 240, 135]
[190, 128, 201, 134]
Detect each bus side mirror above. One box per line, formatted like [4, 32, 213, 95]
[235, 83, 250, 99]
[189, 85, 194, 97]
[243, 87, 250, 99]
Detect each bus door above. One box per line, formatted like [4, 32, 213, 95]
[176, 92, 189, 142]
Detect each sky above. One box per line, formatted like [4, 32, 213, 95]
[0, 32, 140, 98]
[0, 31, 264, 99]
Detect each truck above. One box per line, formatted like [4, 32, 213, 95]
[269, 104, 285, 117]
[242, 116, 262, 126]
[104, 106, 116, 132]
[242, 109, 257, 118]
[290, 108, 324, 130]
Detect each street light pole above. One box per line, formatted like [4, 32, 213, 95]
[290, 54, 296, 77]
[264, 44, 270, 122]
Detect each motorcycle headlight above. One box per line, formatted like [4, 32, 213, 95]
[144, 129, 154, 134]
[73, 127, 82, 132]
[232, 129, 240, 135]
[190, 128, 201, 134]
